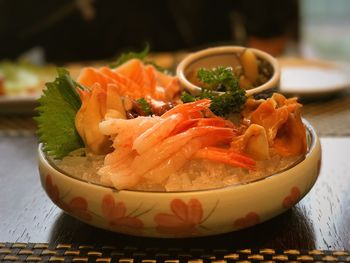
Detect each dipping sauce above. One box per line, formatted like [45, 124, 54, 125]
[186, 49, 273, 91]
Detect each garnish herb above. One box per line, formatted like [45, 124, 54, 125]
[109, 44, 168, 74]
[181, 66, 247, 116]
[136, 98, 153, 116]
[109, 45, 150, 68]
[180, 91, 196, 103]
[34, 68, 84, 159]
[197, 67, 237, 91]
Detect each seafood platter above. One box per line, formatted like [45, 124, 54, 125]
[37, 46, 321, 237]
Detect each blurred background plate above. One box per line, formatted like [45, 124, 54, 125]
[0, 63, 84, 116]
[0, 60, 55, 115]
[278, 57, 350, 98]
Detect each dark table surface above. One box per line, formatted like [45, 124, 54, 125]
[0, 128, 349, 252]
[0, 93, 350, 259]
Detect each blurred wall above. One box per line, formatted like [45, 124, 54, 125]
[300, 0, 350, 61]
[0, 0, 299, 62]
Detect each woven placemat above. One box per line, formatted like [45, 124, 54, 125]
[0, 242, 349, 262]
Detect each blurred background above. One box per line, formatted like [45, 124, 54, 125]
[0, 0, 350, 64]
[1, 0, 349, 63]
[1, 0, 350, 104]
[1, 0, 300, 63]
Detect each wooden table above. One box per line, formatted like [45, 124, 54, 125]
[0, 93, 350, 261]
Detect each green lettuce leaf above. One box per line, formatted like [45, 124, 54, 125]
[34, 68, 84, 159]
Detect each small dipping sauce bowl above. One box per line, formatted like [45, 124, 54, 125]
[176, 46, 281, 97]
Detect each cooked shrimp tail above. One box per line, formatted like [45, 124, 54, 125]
[161, 99, 211, 118]
[193, 147, 256, 170]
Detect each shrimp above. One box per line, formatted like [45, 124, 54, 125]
[193, 147, 256, 170]
[99, 147, 139, 188]
[170, 117, 229, 135]
[99, 115, 165, 188]
[133, 126, 234, 175]
[98, 98, 242, 190]
[99, 116, 161, 148]
[132, 100, 224, 154]
[104, 147, 135, 166]
[99, 154, 140, 189]
[143, 138, 203, 184]
[101, 126, 235, 189]
[161, 99, 211, 118]
[154, 129, 235, 186]
[132, 114, 185, 154]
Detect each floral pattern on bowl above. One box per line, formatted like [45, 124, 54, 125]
[45, 174, 92, 222]
[234, 212, 260, 230]
[101, 193, 144, 235]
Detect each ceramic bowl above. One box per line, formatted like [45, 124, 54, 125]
[176, 46, 280, 97]
[38, 120, 321, 238]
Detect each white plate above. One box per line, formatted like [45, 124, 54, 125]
[278, 57, 350, 98]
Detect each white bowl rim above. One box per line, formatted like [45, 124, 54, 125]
[39, 119, 318, 195]
[176, 45, 281, 97]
